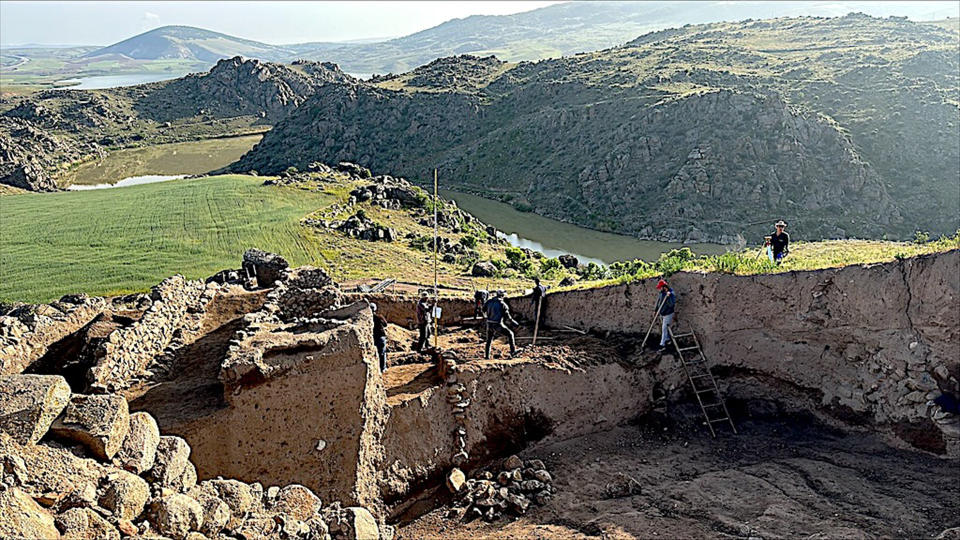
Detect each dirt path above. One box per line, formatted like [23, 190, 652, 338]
[399, 407, 960, 539]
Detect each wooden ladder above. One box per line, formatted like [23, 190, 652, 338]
[667, 329, 737, 438]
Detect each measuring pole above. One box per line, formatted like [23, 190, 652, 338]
[641, 295, 667, 349]
[532, 296, 543, 346]
[433, 168, 439, 349]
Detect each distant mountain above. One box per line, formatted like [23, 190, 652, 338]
[83, 25, 294, 63]
[75, 2, 960, 76]
[230, 14, 960, 243]
[289, 1, 960, 74]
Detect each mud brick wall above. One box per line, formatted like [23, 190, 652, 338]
[515, 250, 960, 455]
[87, 276, 206, 392]
[0, 295, 106, 375]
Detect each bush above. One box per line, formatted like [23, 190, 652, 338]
[702, 251, 774, 274]
[513, 202, 534, 213]
[539, 257, 562, 273]
[579, 262, 608, 281]
[913, 230, 930, 244]
[505, 247, 534, 274]
[655, 247, 696, 276]
[459, 235, 478, 249]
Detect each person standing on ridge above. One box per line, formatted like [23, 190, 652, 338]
[530, 277, 547, 320]
[371, 303, 388, 371]
[770, 220, 790, 264]
[655, 279, 677, 351]
[414, 291, 432, 352]
[484, 290, 518, 359]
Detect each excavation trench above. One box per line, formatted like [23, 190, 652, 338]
[25, 251, 953, 535]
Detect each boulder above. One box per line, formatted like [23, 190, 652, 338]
[558, 254, 579, 269]
[446, 468, 466, 493]
[503, 455, 523, 470]
[99, 469, 149, 520]
[471, 261, 497, 277]
[336, 162, 372, 179]
[148, 493, 203, 539]
[146, 436, 191, 489]
[0, 432, 103, 505]
[201, 478, 254, 518]
[274, 484, 321, 521]
[49, 394, 130, 460]
[242, 249, 289, 288]
[188, 489, 230, 536]
[114, 411, 160, 474]
[346, 507, 379, 540]
[55, 507, 120, 540]
[0, 486, 60, 539]
[0, 374, 72, 445]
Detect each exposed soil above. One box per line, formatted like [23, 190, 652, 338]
[399, 406, 960, 539]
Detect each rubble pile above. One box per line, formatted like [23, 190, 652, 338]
[0, 374, 380, 540]
[445, 455, 556, 522]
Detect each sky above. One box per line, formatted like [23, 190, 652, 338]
[1, 1, 956, 47]
[0, 1, 561, 46]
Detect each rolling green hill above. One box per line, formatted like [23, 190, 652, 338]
[230, 14, 960, 244]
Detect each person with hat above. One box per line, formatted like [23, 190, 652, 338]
[770, 220, 790, 264]
[530, 277, 547, 320]
[414, 291, 432, 352]
[654, 279, 677, 351]
[483, 289, 518, 359]
[370, 302, 388, 371]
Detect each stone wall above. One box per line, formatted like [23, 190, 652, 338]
[0, 295, 106, 375]
[87, 276, 207, 392]
[512, 250, 960, 455]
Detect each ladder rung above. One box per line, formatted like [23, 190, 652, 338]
[702, 403, 723, 408]
[696, 388, 717, 395]
[677, 346, 699, 352]
[690, 373, 712, 379]
[709, 417, 730, 423]
[671, 333, 694, 339]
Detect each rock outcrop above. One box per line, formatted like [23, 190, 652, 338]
[0, 57, 354, 191]
[229, 15, 958, 242]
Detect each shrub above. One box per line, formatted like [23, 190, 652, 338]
[655, 247, 696, 276]
[913, 230, 930, 244]
[513, 202, 534, 213]
[579, 262, 608, 280]
[459, 235, 478, 249]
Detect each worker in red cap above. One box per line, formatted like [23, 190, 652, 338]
[654, 279, 677, 351]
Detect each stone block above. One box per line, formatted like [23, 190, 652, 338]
[0, 374, 71, 445]
[49, 394, 130, 460]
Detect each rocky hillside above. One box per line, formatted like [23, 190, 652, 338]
[230, 14, 959, 243]
[0, 57, 353, 191]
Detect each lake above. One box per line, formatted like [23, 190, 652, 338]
[59, 135, 262, 187]
[441, 189, 728, 265]
[58, 72, 191, 89]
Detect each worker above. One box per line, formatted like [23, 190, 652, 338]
[414, 291, 432, 352]
[770, 220, 790, 264]
[370, 303, 388, 371]
[530, 277, 547, 319]
[654, 279, 676, 351]
[484, 289, 518, 359]
[474, 289, 488, 318]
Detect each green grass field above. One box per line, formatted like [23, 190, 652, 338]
[0, 175, 335, 303]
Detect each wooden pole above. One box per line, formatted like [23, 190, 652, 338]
[532, 296, 543, 346]
[641, 295, 667, 349]
[433, 168, 439, 349]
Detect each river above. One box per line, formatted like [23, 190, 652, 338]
[441, 190, 726, 265]
[58, 136, 726, 264]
